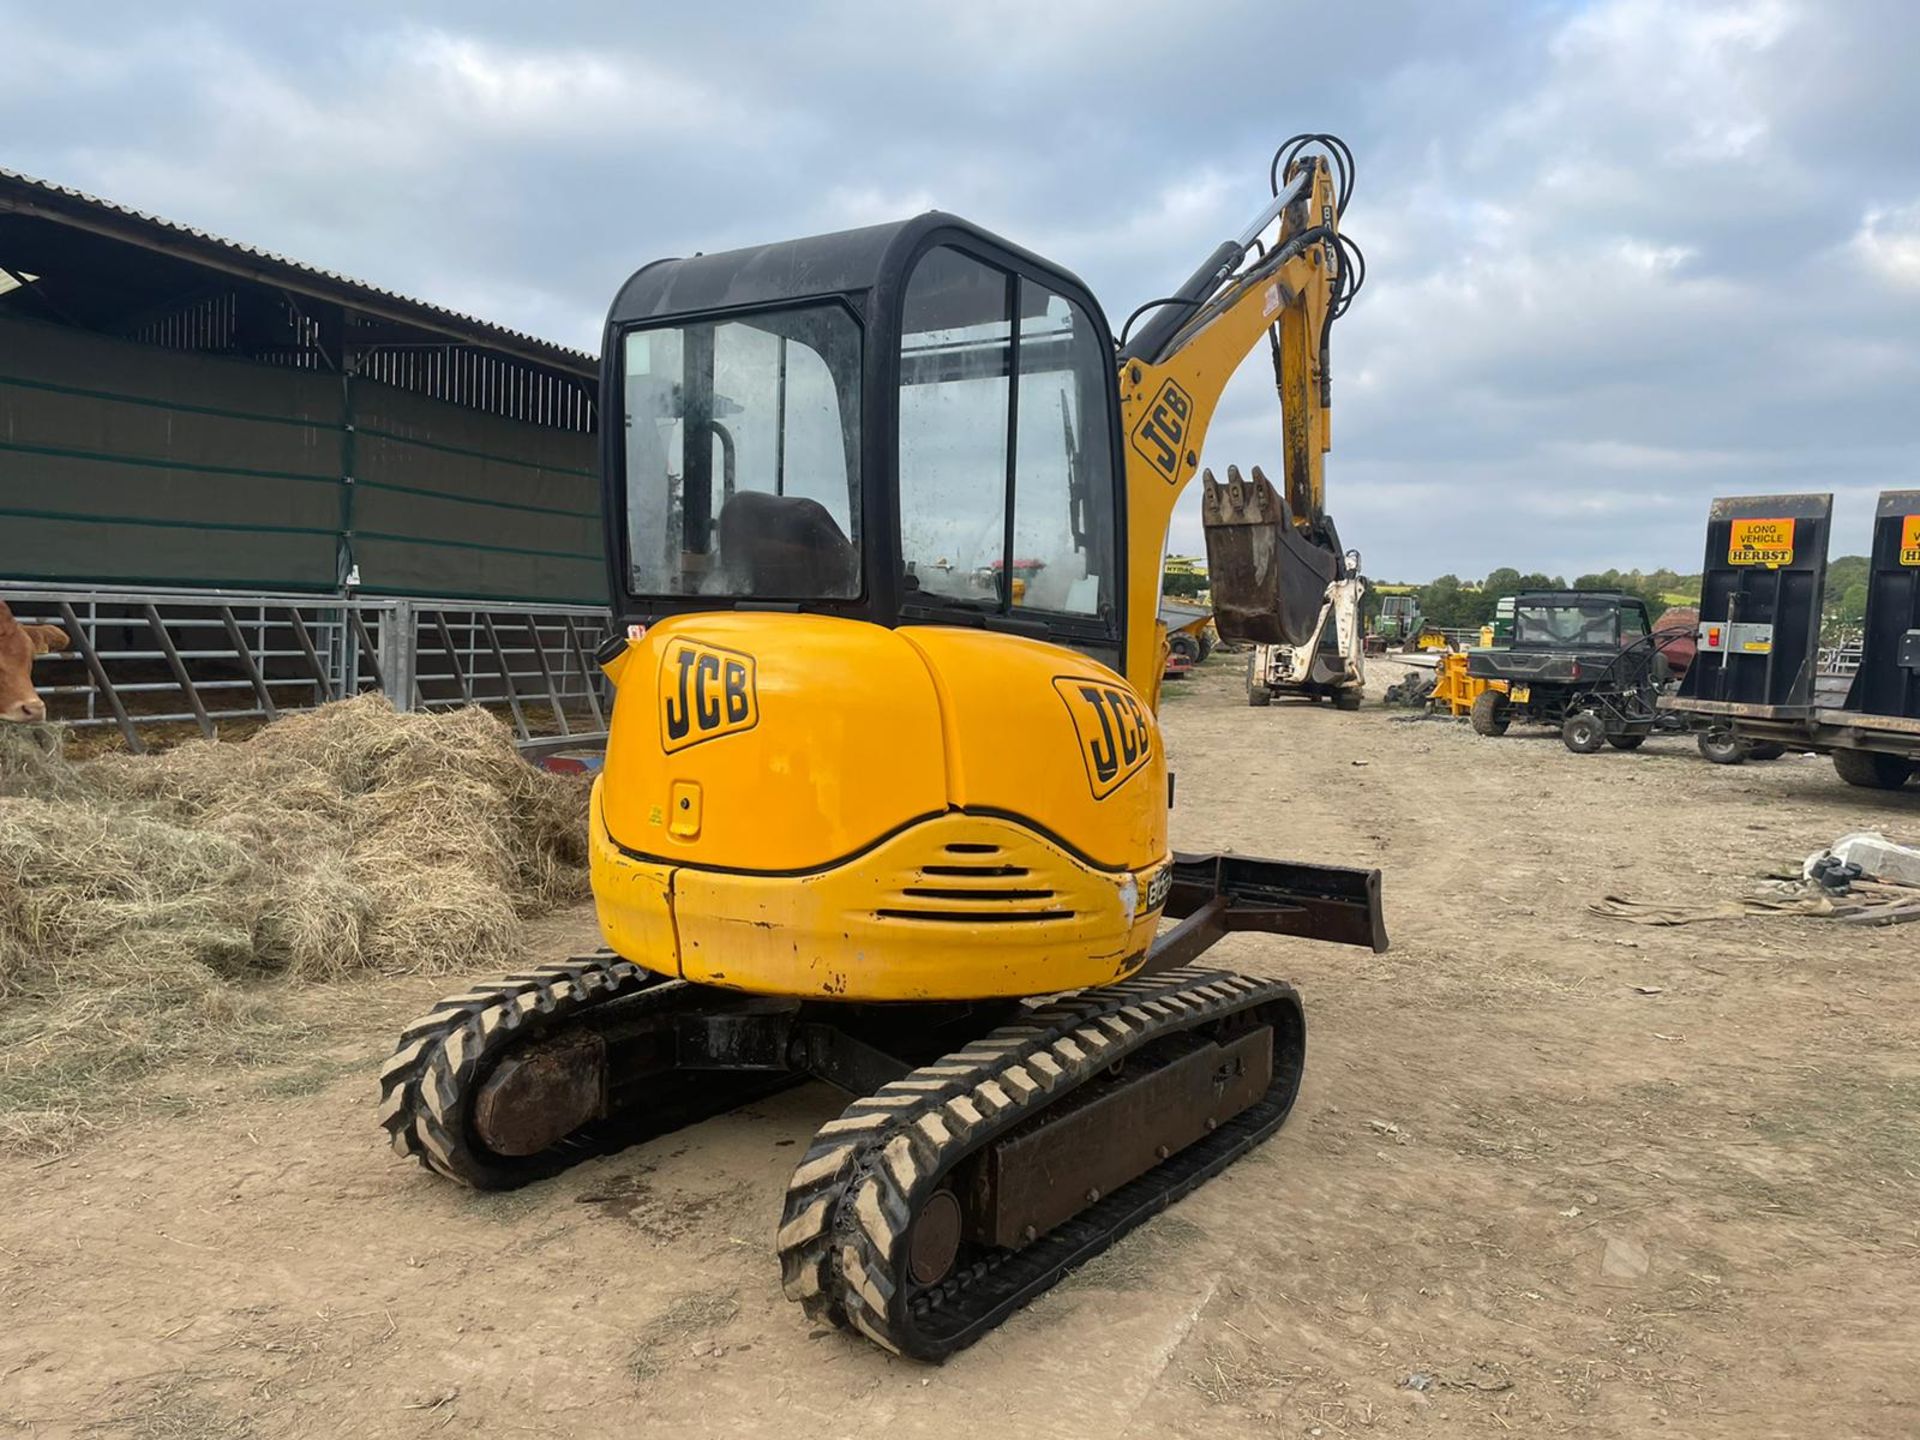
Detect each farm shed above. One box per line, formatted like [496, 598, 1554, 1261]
[0, 169, 603, 606]
[0, 172, 612, 749]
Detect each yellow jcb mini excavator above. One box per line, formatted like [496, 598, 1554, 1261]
[380, 134, 1384, 1361]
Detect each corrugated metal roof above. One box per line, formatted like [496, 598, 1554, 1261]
[0, 167, 597, 374]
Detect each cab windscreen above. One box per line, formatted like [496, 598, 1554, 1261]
[622, 303, 862, 600]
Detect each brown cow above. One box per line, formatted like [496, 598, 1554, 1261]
[0, 600, 68, 722]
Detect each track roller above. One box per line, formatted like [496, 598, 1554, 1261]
[776, 965, 1305, 1361]
[378, 953, 792, 1190]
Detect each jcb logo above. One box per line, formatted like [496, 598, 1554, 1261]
[1130, 378, 1194, 483]
[1054, 677, 1154, 800]
[660, 639, 758, 753]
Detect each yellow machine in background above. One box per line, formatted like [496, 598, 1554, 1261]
[1429, 650, 1507, 717]
[382, 134, 1385, 1363]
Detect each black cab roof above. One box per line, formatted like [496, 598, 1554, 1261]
[604, 212, 1103, 328]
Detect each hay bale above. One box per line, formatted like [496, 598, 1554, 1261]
[0, 695, 587, 990]
[0, 724, 84, 801]
[0, 697, 592, 1151]
[0, 795, 262, 993]
[0, 694, 589, 988]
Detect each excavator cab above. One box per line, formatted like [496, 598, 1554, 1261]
[602, 215, 1128, 669]
[591, 218, 1172, 1005]
[382, 139, 1387, 1364]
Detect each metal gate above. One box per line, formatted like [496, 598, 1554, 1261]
[2, 583, 611, 754]
[1675, 493, 1831, 715]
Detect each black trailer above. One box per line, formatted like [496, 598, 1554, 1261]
[1663, 491, 1920, 788]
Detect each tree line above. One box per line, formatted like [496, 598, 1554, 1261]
[1361, 567, 1701, 631]
[1173, 555, 1872, 639]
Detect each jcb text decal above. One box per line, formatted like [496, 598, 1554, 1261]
[660, 639, 758, 753]
[1901, 515, 1920, 567]
[1054, 677, 1154, 800]
[1728, 518, 1794, 568]
[1129, 378, 1194, 483]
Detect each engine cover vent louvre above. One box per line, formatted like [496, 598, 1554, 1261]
[874, 908, 1075, 924]
[901, 887, 1057, 902]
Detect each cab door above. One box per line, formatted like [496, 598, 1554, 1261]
[891, 241, 1127, 673]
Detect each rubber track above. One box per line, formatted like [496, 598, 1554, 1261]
[378, 951, 675, 1190]
[774, 966, 1305, 1361]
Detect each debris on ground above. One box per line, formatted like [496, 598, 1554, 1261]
[1587, 896, 1751, 926]
[1590, 874, 1920, 928]
[1807, 831, 1920, 888]
[1382, 672, 1436, 708]
[1401, 1364, 1512, 1394]
[1806, 854, 1865, 894]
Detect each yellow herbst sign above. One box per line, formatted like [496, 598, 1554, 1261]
[1728, 518, 1794, 568]
[1901, 515, 1920, 566]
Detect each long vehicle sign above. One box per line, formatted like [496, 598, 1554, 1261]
[1728, 517, 1794, 567]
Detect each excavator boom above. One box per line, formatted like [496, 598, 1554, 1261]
[1116, 136, 1361, 673]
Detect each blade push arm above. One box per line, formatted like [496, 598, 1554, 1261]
[1116, 144, 1355, 697]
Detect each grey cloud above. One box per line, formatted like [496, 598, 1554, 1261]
[3, 0, 1916, 579]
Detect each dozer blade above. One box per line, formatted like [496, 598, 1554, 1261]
[1201, 464, 1340, 646]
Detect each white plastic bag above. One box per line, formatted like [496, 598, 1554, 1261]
[1816, 832, 1920, 887]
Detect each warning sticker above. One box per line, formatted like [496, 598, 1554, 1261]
[1729, 518, 1794, 568]
[1901, 514, 1920, 566]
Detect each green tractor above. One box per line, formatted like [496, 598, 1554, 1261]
[1368, 593, 1423, 653]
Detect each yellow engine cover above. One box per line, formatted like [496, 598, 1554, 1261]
[591, 613, 1170, 1001]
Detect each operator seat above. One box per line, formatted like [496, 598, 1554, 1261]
[716, 490, 859, 598]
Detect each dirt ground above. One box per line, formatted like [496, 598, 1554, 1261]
[4, 656, 1917, 1439]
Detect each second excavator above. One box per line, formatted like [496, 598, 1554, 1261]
[380, 133, 1383, 1361]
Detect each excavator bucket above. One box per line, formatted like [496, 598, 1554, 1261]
[1201, 464, 1341, 646]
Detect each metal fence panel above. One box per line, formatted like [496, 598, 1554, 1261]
[1, 582, 612, 753]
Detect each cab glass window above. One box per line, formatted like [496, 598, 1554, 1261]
[1514, 599, 1619, 647]
[623, 304, 861, 599]
[897, 249, 1011, 607]
[1011, 281, 1116, 616]
[897, 246, 1117, 624]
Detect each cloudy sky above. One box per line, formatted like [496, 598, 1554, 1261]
[4, 0, 1913, 580]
